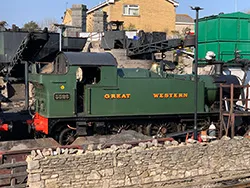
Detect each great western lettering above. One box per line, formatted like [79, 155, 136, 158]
[153, 93, 188, 98]
[104, 94, 131, 99]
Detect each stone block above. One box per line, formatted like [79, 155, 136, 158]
[28, 181, 45, 188]
[45, 179, 59, 188]
[41, 174, 51, 180]
[75, 174, 83, 179]
[62, 183, 71, 187]
[110, 145, 119, 151]
[28, 173, 41, 182]
[124, 176, 132, 186]
[172, 140, 179, 146]
[87, 170, 101, 180]
[50, 174, 59, 179]
[31, 150, 37, 158]
[138, 142, 147, 149]
[69, 148, 78, 154]
[221, 136, 231, 141]
[87, 144, 96, 151]
[27, 160, 40, 170]
[27, 168, 43, 173]
[140, 171, 149, 178]
[164, 140, 172, 146]
[142, 177, 153, 184]
[42, 148, 51, 156]
[63, 148, 69, 155]
[76, 149, 84, 155]
[105, 168, 114, 176]
[56, 147, 61, 155]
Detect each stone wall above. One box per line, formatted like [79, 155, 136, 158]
[26, 137, 250, 188]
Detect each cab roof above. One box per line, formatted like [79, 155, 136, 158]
[57, 52, 117, 66]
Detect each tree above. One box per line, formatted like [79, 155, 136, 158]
[39, 18, 58, 32]
[22, 21, 40, 31]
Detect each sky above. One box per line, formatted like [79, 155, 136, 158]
[0, 0, 249, 28]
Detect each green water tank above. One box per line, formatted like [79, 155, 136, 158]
[198, 12, 250, 62]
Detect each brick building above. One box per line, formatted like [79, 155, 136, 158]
[175, 14, 194, 35]
[86, 0, 179, 33]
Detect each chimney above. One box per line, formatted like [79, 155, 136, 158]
[71, 4, 87, 32]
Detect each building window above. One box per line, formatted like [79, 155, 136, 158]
[123, 5, 139, 16]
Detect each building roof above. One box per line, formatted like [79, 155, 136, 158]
[176, 14, 194, 23]
[87, 0, 179, 14]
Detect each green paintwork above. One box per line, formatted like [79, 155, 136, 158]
[198, 12, 250, 61]
[30, 64, 221, 119]
[29, 66, 78, 118]
[85, 72, 205, 116]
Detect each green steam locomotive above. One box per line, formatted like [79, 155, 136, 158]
[29, 52, 240, 144]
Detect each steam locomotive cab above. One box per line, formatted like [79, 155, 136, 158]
[29, 52, 117, 143]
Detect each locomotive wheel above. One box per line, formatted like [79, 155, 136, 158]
[145, 124, 166, 137]
[144, 123, 178, 137]
[110, 124, 130, 134]
[58, 127, 76, 145]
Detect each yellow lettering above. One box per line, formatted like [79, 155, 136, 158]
[104, 93, 131, 99]
[153, 94, 159, 98]
[126, 94, 131, 99]
[183, 93, 188, 98]
[116, 94, 121, 99]
[164, 94, 169, 98]
[121, 94, 127, 99]
[153, 93, 188, 99]
[104, 94, 110, 99]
